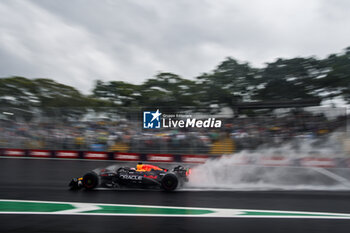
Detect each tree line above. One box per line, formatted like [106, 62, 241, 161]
[1, 46, 349, 116]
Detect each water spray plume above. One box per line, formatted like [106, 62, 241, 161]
[186, 133, 350, 191]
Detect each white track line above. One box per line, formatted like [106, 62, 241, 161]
[2, 199, 350, 219]
[56, 203, 101, 214]
[311, 167, 350, 187]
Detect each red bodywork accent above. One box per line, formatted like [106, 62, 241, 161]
[143, 175, 158, 179]
[137, 164, 164, 172]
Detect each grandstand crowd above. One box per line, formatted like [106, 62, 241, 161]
[0, 109, 347, 155]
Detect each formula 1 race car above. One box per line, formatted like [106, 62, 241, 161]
[69, 163, 191, 191]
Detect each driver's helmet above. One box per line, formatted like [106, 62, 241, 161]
[130, 167, 136, 172]
[136, 163, 143, 171]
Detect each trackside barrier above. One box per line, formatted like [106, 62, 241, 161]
[257, 156, 292, 166]
[29, 150, 51, 158]
[147, 154, 174, 163]
[2, 149, 25, 157]
[182, 155, 210, 164]
[299, 158, 337, 168]
[114, 152, 140, 161]
[84, 152, 108, 160]
[55, 151, 79, 159]
[1, 148, 350, 167]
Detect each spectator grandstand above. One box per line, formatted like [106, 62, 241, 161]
[0, 107, 347, 155]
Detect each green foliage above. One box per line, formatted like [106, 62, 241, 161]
[93, 80, 141, 107]
[1, 46, 350, 116]
[140, 72, 199, 111]
[316, 48, 350, 101]
[0, 76, 38, 108]
[197, 58, 258, 109]
[0, 76, 112, 120]
[255, 57, 323, 101]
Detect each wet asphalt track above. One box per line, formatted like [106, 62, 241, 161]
[1, 158, 350, 233]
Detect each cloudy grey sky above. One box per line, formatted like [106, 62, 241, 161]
[0, 0, 350, 93]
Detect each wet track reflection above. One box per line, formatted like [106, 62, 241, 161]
[1, 158, 350, 233]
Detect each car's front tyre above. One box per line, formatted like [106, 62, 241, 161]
[82, 172, 99, 190]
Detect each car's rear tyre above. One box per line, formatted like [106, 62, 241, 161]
[82, 172, 99, 190]
[161, 173, 178, 191]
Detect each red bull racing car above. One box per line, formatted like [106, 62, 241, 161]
[69, 163, 191, 191]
